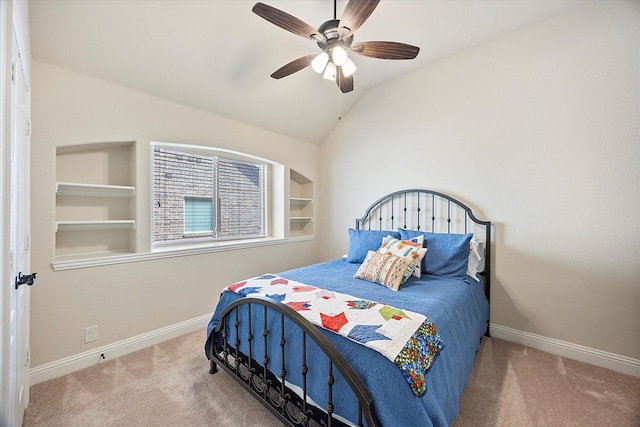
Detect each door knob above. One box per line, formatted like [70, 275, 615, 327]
[15, 272, 37, 290]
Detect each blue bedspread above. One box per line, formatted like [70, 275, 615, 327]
[205, 258, 488, 427]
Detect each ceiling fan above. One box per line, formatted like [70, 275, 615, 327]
[252, 0, 420, 93]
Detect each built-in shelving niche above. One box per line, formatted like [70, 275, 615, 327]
[289, 169, 313, 237]
[55, 141, 136, 260]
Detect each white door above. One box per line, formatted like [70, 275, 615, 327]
[3, 27, 31, 427]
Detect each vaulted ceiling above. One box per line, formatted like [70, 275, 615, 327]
[29, 1, 583, 144]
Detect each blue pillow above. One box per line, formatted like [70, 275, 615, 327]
[398, 228, 472, 279]
[346, 229, 401, 263]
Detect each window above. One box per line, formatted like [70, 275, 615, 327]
[152, 144, 266, 246]
[184, 198, 213, 233]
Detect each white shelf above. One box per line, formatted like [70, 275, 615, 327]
[290, 197, 313, 203]
[56, 182, 136, 197]
[56, 220, 136, 232]
[289, 169, 314, 237]
[55, 142, 137, 259]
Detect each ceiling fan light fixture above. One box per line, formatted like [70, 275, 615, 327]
[323, 62, 336, 81]
[331, 46, 348, 66]
[311, 52, 329, 73]
[341, 58, 357, 77]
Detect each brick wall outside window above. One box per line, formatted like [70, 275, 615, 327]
[152, 146, 265, 243]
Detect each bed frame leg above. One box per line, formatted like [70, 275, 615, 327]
[209, 359, 218, 374]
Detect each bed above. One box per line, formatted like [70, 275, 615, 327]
[205, 189, 491, 427]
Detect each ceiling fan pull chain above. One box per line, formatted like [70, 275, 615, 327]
[338, 74, 342, 120]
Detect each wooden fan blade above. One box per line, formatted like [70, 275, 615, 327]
[271, 54, 317, 79]
[351, 41, 420, 60]
[252, 2, 322, 41]
[339, 0, 380, 37]
[336, 67, 354, 93]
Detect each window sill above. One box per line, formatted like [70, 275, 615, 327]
[51, 235, 315, 271]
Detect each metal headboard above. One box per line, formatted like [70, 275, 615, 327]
[355, 189, 491, 323]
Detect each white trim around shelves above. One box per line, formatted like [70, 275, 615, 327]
[52, 235, 314, 271]
[490, 323, 640, 377]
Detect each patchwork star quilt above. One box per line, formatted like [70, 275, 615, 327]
[224, 274, 444, 396]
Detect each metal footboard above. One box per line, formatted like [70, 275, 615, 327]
[210, 296, 380, 427]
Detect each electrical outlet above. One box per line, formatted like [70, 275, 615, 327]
[84, 325, 98, 343]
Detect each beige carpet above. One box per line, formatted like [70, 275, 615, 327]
[23, 330, 640, 427]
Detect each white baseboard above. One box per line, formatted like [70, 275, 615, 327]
[30, 313, 211, 385]
[29, 319, 640, 385]
[490, 323, 640, 377]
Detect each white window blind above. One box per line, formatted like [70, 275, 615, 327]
[184, 198, 213, 233]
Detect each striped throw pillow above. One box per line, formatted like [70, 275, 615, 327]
[354, 250, 416, 291]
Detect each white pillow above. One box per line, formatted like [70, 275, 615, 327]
[467, 238, 485, 282]
[378, 235, 427, 278]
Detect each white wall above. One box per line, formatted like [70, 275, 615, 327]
[318, 1, 639, 360]
[30, 62, 320, 367]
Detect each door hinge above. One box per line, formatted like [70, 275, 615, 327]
[25, 235, 30, 251]
[25, 348, 30, 367]
[11, 62, 17, 85]
[26, 120, 31, 136]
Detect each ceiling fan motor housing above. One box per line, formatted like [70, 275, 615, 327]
[317, 19, 354, 52]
